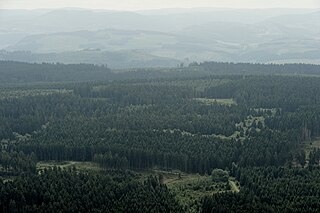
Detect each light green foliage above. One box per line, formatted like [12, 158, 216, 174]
[135, 169, 235, 212]
[236, 115, 265, 130]
[0, 89, 71, 100]
[194, 98, 235, 106]
[211, 169, 229, 182]
[229, 179, 240, 193]
[168, 172, 232, 212]
[37, 161, 102, 172]
[234, 115, 267, 140]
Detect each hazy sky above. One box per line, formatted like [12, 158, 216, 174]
[0, 0, 319, 10]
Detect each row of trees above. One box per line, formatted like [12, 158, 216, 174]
[2, 61, 320, 84]
[204, 75, 320, 111]
[17, 124, 300, 173]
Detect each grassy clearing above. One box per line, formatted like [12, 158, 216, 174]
[137, 169, 238, 213]
[194, 98, 236, 106]
[37, 161, 101, 172]
[168, 174, 238, 212]
[229, 179, 240, 193]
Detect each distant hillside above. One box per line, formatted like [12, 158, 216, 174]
[0, 50, 181, 69]
[6, 29, 178, 53]
[1, 8, 320, 64]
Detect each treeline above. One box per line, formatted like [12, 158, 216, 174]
[18, 127, 236, 173]
[0, 151, 36, 175]
[17, 123, 300, 173]
[0, 168, 183, 213]
[0, 61, 111, 83]
[0, 93, 105, 139]
[94, 153, 129, 170]
[1, 61, 320, 84]
[74, 83, 193, 105]
[204, 76, 320, 111]
[191, 61, 320, 76]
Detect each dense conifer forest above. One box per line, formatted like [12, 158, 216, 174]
[1, 61, 320, 212]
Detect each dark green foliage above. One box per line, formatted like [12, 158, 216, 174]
[0, 168, 182, 213]
[265, 106, 320, 139]
[204, 76, 320, 111]
[1, 61, 320, 212]
[0, 61, 111, 83]
[1, 61, 320, 84]
[1, 74, 316, 174]
[0, 151, 36, 175]
[94, 152, 129, 170]
[202, 167, 320, 213]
